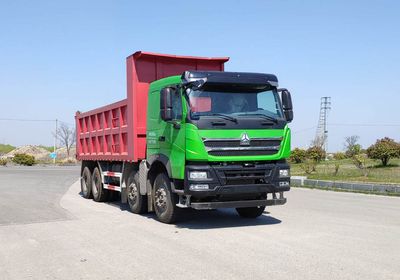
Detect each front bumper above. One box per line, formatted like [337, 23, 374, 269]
[183, 161, 290, 197]
[190, 196, 287, 210]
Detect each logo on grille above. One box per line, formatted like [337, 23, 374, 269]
[240, 133, 250, 146]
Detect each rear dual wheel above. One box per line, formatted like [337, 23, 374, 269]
[127, 172, 147, 214]
[92, 167, 109, 202]
[80, 166, 92, 199]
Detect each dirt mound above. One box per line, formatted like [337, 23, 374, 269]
[55, 147, 76, 160]
[6, 145, 50, 160]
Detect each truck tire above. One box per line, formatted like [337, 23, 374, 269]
[92, 167, 109, 202]
[127, 172, 147, 214]
[236, 206, 265, 218]
[81, 166, 92, 199]
[153, 173, 182, 224]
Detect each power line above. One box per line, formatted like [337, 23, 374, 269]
[293, 123, 400, 133]
[0, 118, 55, 122]
[293, 126, 317, 134]
[0, 118, 74, 126]
[330, 123, 400, 127]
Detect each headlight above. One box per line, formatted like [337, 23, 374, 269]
[189, 171, 207, 180]
[279, 169, 290, 178]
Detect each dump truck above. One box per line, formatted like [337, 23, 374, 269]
[76, 51, 293, 223]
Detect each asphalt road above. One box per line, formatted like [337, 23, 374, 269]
[0, 166, 399, 280]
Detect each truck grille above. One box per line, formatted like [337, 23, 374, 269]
[203, 137, 282, 157]
[208, 150, 277, 156]
[213, 164, 273, 185]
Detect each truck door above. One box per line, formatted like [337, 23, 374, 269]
[159, 87, 186, 180]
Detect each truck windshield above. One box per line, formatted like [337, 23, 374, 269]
[187, 86, 284, 120]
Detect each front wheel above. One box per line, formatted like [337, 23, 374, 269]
[236, 206, 265, 218]
[153, 173, 182, 224]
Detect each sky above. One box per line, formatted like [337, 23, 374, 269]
[0, 0, 399, 151]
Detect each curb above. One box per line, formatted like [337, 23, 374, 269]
[290, 176, 400, 194]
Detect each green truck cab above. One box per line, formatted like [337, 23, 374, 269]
[146, 71, 292, 222]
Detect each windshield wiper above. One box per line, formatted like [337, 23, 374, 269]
[210, 113, 238, 123]
[237, 113, 278, 123]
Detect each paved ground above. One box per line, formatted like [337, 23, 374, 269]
[0, 166, 399, 280]
[0, 166, 78, 225]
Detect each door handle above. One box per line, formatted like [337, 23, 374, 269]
[158, 136, 165, 142]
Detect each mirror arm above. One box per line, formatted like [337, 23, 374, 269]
[172, 121, 181, 129]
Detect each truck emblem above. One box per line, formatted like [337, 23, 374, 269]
[240, 133, 250, 146]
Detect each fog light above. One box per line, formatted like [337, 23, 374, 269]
[189, 171, 207, 180]
[189, 184, 209, 191]
[279, 181, 290, 187]
[279, 169, 290, 178]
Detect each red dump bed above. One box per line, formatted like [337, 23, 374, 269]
[76, 51, 229, 162]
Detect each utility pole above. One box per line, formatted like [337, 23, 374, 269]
[53, 119, 58, 164]
[314, 97, 331, 160]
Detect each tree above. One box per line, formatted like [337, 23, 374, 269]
[56, 123, 76, 158]
[344, 135, 361, 158]
[366, 137, 400, 166]
[290, 148, 307, 163]
[306, 146, 325, 163]
[352, 154, 369, 177]
[311, 136, 325, 149]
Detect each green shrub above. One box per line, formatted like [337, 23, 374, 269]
[333, 152, 346, 160]
[306, 146, 325, 162]
[352, 154, 368, 177]
[333, 162, 340, 176]
[12, 153, 36, 166]
[290, 148, 307, 163]
[0, 158, 7, 166]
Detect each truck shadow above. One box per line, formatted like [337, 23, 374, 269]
[174, 209, 282, 229]
[84, 193, 282, 229]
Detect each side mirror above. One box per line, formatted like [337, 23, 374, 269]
[279, 88, 293, 122]
[160, 87, 174, 121]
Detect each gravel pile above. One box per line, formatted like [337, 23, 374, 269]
[6, 145, 50, 160]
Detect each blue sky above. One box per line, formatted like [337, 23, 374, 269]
[1, 0, 399, 151]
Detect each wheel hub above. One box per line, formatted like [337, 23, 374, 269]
[81, 175, 88, 192]
[93, 174, 100, 195]
[128, 183, 138, 204]
[155, 187, 167, 212]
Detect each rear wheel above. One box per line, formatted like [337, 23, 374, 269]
[92, 167, 109, 202]
[153, 173, 182, 224]
[80, 166, 92, 199]
[236, 206, 265, 218]
[127, 172, 147, 214]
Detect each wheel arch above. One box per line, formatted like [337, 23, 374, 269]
[147, 154, 172, 184]
[148, 160, 169, 189]
[81, 160, 97, 175]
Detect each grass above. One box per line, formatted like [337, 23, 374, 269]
[291, 158, 400, 184]
[0, 144, 54, 154]
[292, 184, 400, 197]
[0, 144, 15, 155]
[38, 145, 55, 152]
